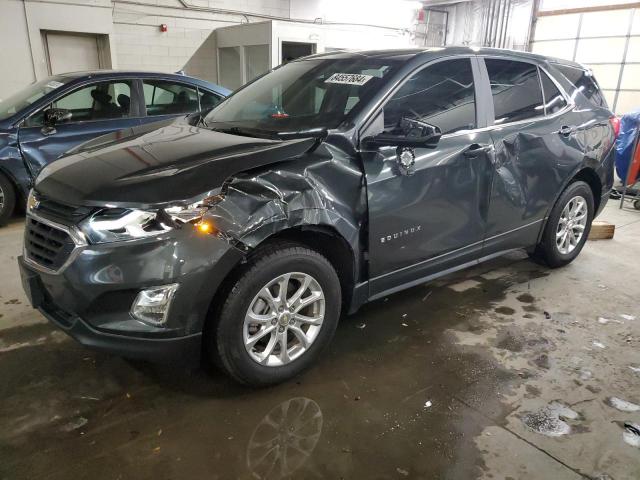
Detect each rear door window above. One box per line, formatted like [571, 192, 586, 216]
[485, 59, 544, 124]
[383, 58, 476, 135]
[554, 64, 608, 108]
[143, 80, 199, 116]
[198, 89, 223, 111]
[540, 70, 568, 115]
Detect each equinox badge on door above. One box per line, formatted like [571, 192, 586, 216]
[380, 225, 422, 244]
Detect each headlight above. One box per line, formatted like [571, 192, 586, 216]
[80, 195, 221, 244]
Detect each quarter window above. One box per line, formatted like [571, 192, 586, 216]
[383, 59, 476, 135]
[143, 80, 199, 116]
[540, 70, 567, 115]
[555, 64, 607, 108]
[485, 59, 544, 124]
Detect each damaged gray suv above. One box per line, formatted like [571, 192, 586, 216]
[19, 47, 616, 386]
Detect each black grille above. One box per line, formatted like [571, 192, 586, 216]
[34, 195, 94, 224]
[25, 217, 76, 270]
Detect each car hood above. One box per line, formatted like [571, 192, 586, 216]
[34, 118, 317, 207]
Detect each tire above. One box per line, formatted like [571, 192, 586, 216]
[634, 199, 640, 211]
[530, 180, 594, 268]
[207, 242, 342, 387]
[0, 172, 16, 227]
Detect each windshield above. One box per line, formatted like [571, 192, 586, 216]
[204, 57, 401, 134]
[0, 76, 69, 122]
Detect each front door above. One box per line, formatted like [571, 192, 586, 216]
[18, 79, 140, 177]
[362, 58, 494, 296]
[479, 58, 586, 254]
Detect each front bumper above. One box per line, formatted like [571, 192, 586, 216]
[19, 219, 244, 364]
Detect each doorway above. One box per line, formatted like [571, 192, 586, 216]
[281, 41, 315, 64]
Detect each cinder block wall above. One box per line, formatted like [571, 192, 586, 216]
[0, 0, 291, 98]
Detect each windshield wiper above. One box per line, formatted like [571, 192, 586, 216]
[276, 128, 328, 140]
[209, 126, 278, 140]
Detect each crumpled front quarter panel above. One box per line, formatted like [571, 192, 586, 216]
[207, 139, 366, 269]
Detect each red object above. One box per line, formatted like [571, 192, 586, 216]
[627, 138, 640, 185]
[610, 115, 621, 138]
[270, 113, 289, 119]
[160, 24, 168, 32]
[418, 9, 425, 22]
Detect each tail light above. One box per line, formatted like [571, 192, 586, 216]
[610, 116, 621, 138]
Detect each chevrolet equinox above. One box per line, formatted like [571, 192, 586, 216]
[19, 48, 616, 386]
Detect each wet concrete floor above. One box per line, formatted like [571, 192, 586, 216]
[1, 203, 640, 479]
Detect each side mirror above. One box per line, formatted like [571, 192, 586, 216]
[363, 117, 442, 149]
[44, 108, 72, 126]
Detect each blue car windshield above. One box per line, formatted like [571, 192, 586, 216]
[204, 57, 401, 134]
[0, 76, 68, 122]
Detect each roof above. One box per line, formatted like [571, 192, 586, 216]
[301, 46, 581, 67]
[57, 70, 231, 95]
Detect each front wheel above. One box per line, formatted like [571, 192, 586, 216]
[208, 242, 341, 387]
[531, 180, 594, 268]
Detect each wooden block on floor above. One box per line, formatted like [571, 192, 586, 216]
[589, 220, 615, 240]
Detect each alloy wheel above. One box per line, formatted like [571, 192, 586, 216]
[556, 195, 588, 255]
[0, 184, 4, 212]
[243, 272, 325, 367]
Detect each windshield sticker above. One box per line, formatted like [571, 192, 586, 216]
[325, 73, 373, 86]
[45, 81, 65, 90]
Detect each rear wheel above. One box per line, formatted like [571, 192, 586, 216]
[531, 181, 594, 268]
[208, 242, 341, 387]
[0, 172, 16, 227]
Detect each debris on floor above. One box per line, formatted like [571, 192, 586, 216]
[597, 317, 623, 325]
[623, 423, 640, 448]
[61, 417, 88, 432]
[521, 402, 580, 437]
[605, 397, 640, 412]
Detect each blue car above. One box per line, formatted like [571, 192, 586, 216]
[0, 71, 230, 224]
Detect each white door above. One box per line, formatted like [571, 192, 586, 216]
[45, 32, 101, 74]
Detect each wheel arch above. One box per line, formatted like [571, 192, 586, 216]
[206, 224, 357, 324]
[535, 166, 601, 245]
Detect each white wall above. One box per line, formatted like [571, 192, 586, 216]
[0, 1, 35, 99]
[0, 0, 421, 100]
[290, 0, 420, 29]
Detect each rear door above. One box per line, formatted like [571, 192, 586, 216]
[18, 79, 141, 176]
[362, 57, 495, 296]
[479, 57, 585, 254]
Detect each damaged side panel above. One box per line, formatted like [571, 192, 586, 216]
[206, 137, 368, 282]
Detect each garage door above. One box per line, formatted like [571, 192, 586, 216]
[45, 32, 101, 74]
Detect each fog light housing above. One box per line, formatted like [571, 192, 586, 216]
[130, 284, 179, 326]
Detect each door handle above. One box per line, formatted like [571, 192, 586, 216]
[40, 126, 56, 136]
[558, 125, 575, 136]
[463, 143, 493, 158]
